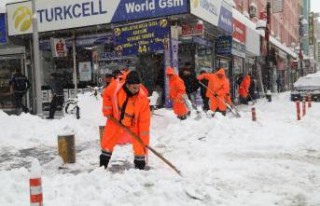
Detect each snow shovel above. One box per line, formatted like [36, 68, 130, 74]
[198, 81, 241, 118]
[182, 94, 202, 120]
[107, 116, 182, 176]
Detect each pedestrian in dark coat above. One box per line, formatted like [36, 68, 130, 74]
[47, 74, 64, 119]
[276, 76, 282, 93]
[9, 70, 30, 113]
[179, 67, 199, 110]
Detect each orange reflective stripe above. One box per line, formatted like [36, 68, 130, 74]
[30, 194, 43, 203]
[124, 113, 134, 118]
[30, 178, 41, 187]
[140, 131, 149, 136]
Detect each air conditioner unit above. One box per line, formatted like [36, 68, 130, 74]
[249, 3, 257, 18]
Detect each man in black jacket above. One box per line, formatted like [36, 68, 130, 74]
[9, 70, 30, 113]
[47, 74, 64, 119]
[199, 70, 209, 111]
[179, 65, 199, 110]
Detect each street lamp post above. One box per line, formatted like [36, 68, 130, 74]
[31, 0, 42, 115]
[265, 2, 272, 101]
[265, 2, 271, 88]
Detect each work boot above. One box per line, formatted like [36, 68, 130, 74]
[177, 115, 187, 120]
[134, 155, 146, 170]
[100, 150, 112, 169]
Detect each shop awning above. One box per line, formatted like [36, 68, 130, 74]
[232, 9, 297, 59]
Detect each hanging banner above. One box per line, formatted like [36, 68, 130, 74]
[232, 18, 246, 44]
[218, 4, 232, 34]
[309, 12, 314, 45]
[0, 14, 6, 44]
[216, 36, 232, 56]
[113, 19, 170, 56]
[79, 62, 92, 81]
[50, 38, 68, 57]
[232, 41, 246, 58]
[6, 0, 188, 35]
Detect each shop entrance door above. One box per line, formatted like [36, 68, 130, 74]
[135, 54, 164, 97]
[0, 55, 26, 111]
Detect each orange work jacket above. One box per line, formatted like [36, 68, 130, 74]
[197, 69, 229, 111]
[101, 81, 150, 155]
[238, 75, 251, 98]
[166, 67, 189, 117]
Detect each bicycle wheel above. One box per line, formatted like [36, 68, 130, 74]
[64, 103, 70, 114]
[76, 106, 80, 119]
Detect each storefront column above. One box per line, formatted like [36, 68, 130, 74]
[72, 31, 78, 96]
[164, 27, 179, 108]
[32, 0, 43, 114]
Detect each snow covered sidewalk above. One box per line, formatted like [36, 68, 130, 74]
[0, 92, 320, 206]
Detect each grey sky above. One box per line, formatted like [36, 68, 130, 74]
[311, 0, 320, 13]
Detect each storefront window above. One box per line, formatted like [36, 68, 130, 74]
[195, 48, 213, 74]
[0, 55, 24, 110]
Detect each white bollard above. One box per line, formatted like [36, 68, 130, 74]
[30, 159, 43, 206]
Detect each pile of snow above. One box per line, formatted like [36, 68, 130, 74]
[1, 91, 320, 205]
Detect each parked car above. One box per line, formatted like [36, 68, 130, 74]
[291, 72, 320, 101]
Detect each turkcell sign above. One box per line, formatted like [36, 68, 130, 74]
[35, 0, 114, 32]
[6, 0, 188, 35]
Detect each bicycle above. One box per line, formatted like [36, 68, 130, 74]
[87, 86, 103, 99]
[64, 96, 80, 119]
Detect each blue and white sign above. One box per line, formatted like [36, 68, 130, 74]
[218, 6, 232, 34]
[112, 0, 188, 23]
[113, 19, 170, 56]
[6, 0, 188, 35]
[0, 14, 6, 43]
[190, 0, 233, 33]
[215, 35, 232, 56]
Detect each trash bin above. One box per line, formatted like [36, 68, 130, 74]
[58, 134, 75, 163]
[266, 90, 272, 102]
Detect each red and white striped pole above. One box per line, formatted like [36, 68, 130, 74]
[30, 159, 43, 206]
[251, 107, 257, 121]
[296, 101, 301, 121]
[302, 97, 306, 116]
[308, 94, 312, 108]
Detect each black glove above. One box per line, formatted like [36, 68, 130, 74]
[100, 151, 112, 169]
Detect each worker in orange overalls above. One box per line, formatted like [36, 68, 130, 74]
[225, 77, 232, 105]
[197, 68, 230, 116]
[238, 74, 251, 104]
[100, 71, 151, 170]
[166, 66, 190, 120]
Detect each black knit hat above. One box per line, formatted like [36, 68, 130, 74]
[126, 71, 141, 84]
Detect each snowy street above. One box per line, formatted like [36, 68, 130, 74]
[1, 92, 320, 206]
